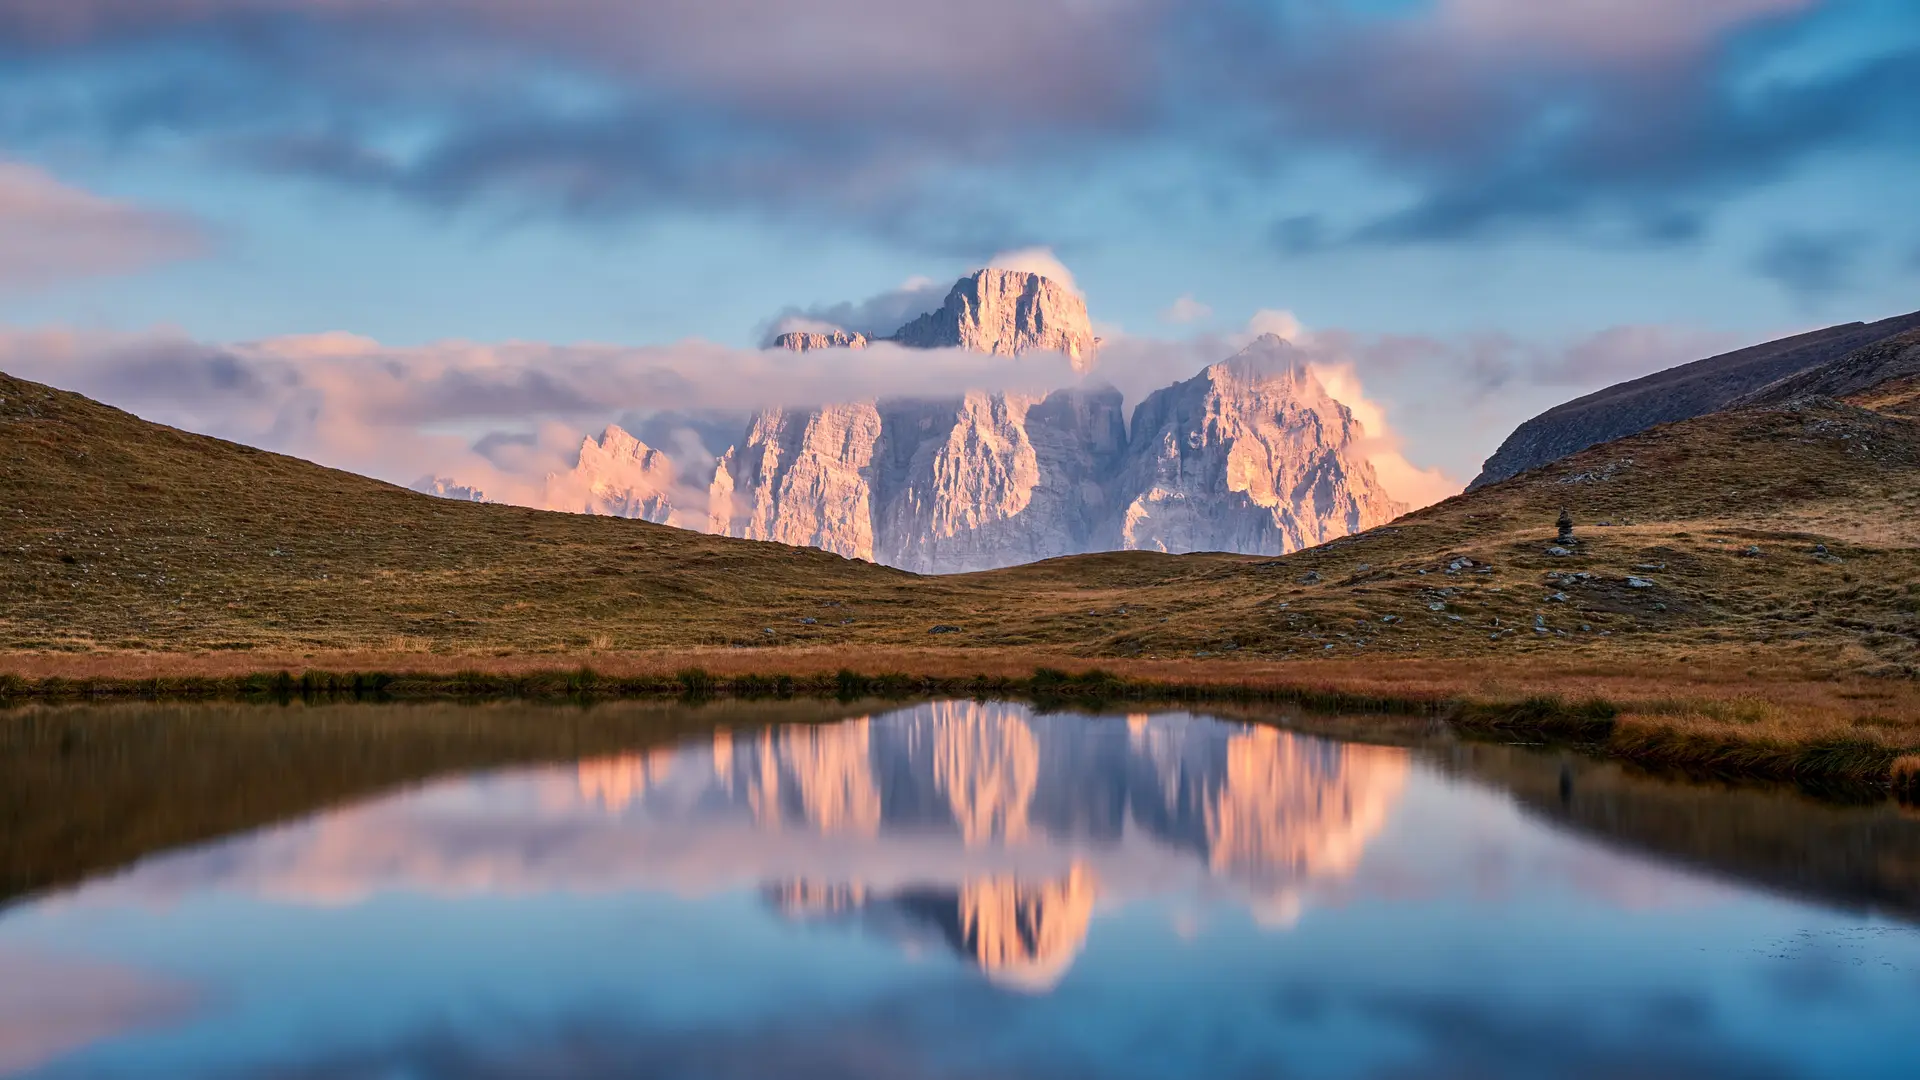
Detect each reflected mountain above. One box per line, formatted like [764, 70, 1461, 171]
[566, 702, 1409, 984]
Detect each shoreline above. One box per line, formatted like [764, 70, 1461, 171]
[4, 649, 1917, 797]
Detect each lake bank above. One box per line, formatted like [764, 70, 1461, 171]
[4, 647, 1917, 792]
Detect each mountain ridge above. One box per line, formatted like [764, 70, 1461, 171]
[1470, 308, 1920, 489]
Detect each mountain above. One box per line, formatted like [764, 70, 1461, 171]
[1734, 328, 1920, 408]
[545, 425, 678, 524]
[772, 329, 869, 352]
[411, 477, 489, 503]
[709, 338, 1404, 572]
[1470, 309, 1920, 489]
[418, 269, 1399, 570]
[887, 268, 1097, 370]
[1109, 336, 1405, 554]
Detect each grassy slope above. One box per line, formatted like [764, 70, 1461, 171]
[5, 369, 1920, 779]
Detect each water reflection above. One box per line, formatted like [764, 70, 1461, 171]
[2, 699, 1917, 1079]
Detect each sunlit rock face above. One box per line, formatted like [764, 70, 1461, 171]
[770, 329, 870, 352]
[710, 388, 1127, 572]
[888, 269, 1097, 371]
[545, 425, 677, 524]
[1110, 334, 1407, 555]
[707, 403, 885, 559]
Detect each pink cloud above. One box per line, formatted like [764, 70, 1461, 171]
[0, 163, 207, 288]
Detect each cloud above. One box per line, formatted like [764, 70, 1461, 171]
[0, 325, 1084, 509]
[1308, 361, 1461, 511]
[757, 277, 948, 343]
[0, 162, 206, 287]
[1434, 0, 1816, 61]
[985, 247, 1079, 293]
[0, 0, 1896, 251]
[1751, 229, 1867, 299]
[0, 306, 1768, 529]
[1159, 295, 1212, 325]
[0, 949, 197, 1076]
[1244, 310, 1304, 343]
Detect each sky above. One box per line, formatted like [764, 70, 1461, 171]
[2, 0, 1918, 504]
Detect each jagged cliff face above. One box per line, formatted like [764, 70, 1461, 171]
[772, 329, 869, 352]
[888, 269, 1097, 371]
[708, 403, 885, 558]
[545, 426, 677, 524]
[1109, 335, 1406, 555]
[711, 388, 1128, 573]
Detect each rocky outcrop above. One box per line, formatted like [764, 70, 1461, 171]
[887, 269, 1097, 371]
[1108, 335, 1405, 554]
[1470, 309, 1920, 490]
[771, 329, 869, 352]
[544, 425, 677, 524]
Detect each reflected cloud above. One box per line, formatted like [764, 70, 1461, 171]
[0, 949, 196, 1076]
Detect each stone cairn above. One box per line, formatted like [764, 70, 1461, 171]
[1557, 508, 1575, 545]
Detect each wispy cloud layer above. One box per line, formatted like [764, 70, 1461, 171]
[0, 163, 206, 287]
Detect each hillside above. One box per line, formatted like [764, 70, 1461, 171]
[1469, 309, 1920, 489]
[3, 368, 1918, 674]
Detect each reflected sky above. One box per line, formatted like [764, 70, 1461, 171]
[2, 702, 1916, 1079]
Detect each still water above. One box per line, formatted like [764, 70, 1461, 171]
[2, 699, 1917, 1078]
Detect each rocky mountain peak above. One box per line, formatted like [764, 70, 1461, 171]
[544, 424, 677, 524]
[772, 329, 870, 352]
[888, 269, 1097, 370]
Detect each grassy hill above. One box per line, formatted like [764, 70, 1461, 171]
[5, 368, 1918, 667]
[6, 367, 1920, 784]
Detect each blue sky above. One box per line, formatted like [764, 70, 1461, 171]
[1, 0, 1918, 494]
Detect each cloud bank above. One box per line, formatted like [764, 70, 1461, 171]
[0, 0, 1903, 252]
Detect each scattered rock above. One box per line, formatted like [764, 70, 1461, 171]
[1579, 624, 1592, 632]
[1380, 615, 1400, 624]
[1627, 577, 1655, 588]
[1428, 602, 1447, 612]
[1741, 545, 1764, 558]
[1446, 557, 1473, 574]
[1300, 570, 1323, 585]
[1546, 546, 1573, 557]
[1635, 563, 1666, 571]
[928, 624, 963, 635]
[799, 617, 817, 625]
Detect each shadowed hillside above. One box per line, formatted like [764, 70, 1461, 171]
[1470, 310, 1920, 489]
